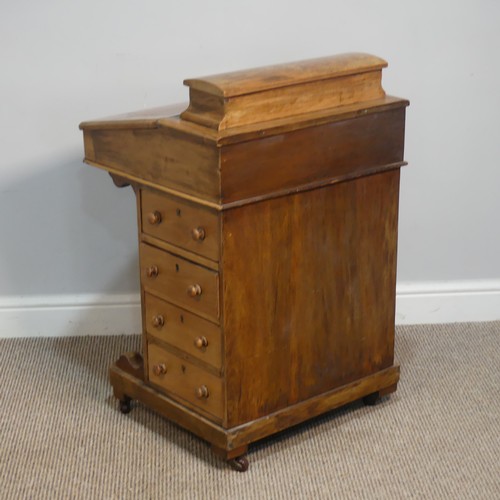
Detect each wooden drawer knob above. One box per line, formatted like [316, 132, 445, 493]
[187, 284, 202, 297]
[191, 227, 206, 241]
[152, 315, 164, 328]
[147, 211, 162, 225]
[196, 385, 209, 399]
[194, 336, 208, 349]
[146, 265, 159, 278]
[152, 363, 167, 376]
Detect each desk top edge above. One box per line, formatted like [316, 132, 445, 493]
[79, 95, 409, 146]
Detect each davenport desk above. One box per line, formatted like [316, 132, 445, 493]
[80, 53, 408, 471]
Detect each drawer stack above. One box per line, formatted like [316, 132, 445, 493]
[139, 189, 223, 422]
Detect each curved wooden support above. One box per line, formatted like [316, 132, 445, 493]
[115, 351, 144, 381]
[109, 173, 131, 188]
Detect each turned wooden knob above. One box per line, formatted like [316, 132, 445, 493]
[187, 284, 202, 297]
[147, 265, 159, 278]
[196, 385, 209, 399]
[191, 227, 206, 241]
[194, 336, 208, 349]
[152, 363, 167, 376]
[147, 211, 162, 225]
[152, 315, 164, 328]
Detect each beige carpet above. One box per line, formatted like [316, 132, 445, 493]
[0, 322, 499, 499]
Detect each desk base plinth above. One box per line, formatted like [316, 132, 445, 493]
[109, 352, 399, 472]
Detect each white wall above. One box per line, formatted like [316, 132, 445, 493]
[1, 0, 499, 335]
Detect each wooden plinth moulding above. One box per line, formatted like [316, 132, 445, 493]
[80, 53, 409, 471]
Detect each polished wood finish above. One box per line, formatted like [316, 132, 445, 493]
[141, 233, 219, 271]
[219, 107, 405, 204]
[115, 351, 144, 381]
[82, 128, 220, 203]
[222, 170, 400, 426]
[81, 54, 408, 470]
[181, 53, 387, 130]
[148, 342, 223, 420]
[140, 243, 219, 321]
[141, 189, 220, 260]
[145, 292, 222, 370]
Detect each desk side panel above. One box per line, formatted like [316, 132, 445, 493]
[221, 170, 400, 427]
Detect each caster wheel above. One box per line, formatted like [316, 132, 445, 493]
[119, 397, 132, 414]
[363, 392, 380, 406]
[228, 456, 249, 472]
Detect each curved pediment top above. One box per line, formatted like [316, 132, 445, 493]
[180, 53, 389, 131]
[183, 53, 387, 98]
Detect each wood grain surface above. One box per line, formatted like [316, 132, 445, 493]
[222, 170, 400, 426]
[84, 127, 220, 202]
[183, 53, 387, 97]
[148, 342, 224, 421]
[182, 71, 384, 130]
[220, 107, 406, 204]
[145, 292, 222, 370]
[141, 189, 220, 261]
[140, 243, 219, 322]
[86, 54, 409, 460]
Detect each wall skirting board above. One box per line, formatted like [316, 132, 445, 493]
[395, 280, 500, 325]
[0, 294, 141, 338]
[0, 281, 499, 338]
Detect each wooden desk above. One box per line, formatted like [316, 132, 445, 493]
[80, 53, 408, 472]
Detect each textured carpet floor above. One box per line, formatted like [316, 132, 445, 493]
[0, 323, 499, 499]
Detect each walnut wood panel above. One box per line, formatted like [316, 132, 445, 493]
[220, 107, 406, 203]
[140, 243, 219, 321]
[222, 170, 400, 427]
[145, 293, 222, 370]
[227, 365, 399, 448]
[184, 53, 386, 97]
[83, 127, 220, 203]
[148, 342, 223, 420]
[181, 54, 387, 130]
[141, 189, 220, 261]
[182, 71, 384, 130]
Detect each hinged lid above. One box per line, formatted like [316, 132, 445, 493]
[181, 53, 387, 131]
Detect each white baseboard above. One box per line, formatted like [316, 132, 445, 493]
[0, 281, 499, 338]
[396, 280, 500, 325]
[0, 294, 141, 338]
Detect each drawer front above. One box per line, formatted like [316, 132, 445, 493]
[141, 243, 219, 321]
[145, 293, 222, 369]
[141, 190, 220, 261]
[148, 342, 223, 419]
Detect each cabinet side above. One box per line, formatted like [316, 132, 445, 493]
[221, 150, 403, 428]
